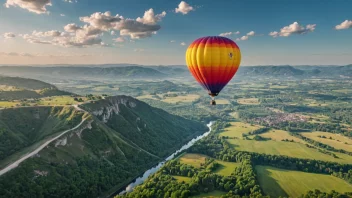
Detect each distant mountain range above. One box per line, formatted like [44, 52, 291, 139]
[0, 64, 351, 82]
[0, 76, 71, 100]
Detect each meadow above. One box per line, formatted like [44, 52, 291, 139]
[213, 160, 240, 176]
[237, 98, 259, 105]
[259, 129, 305, 144]
[178, 153, 207, 168]
[173, 176, 192, 183]
[301, 131, 352, 152]
[219, 122, 262, 138]
[37, 96, 81, 106]
[161, 94, 200, 103]
[226, 139, 352, 164]
[256, 165, 352, 198]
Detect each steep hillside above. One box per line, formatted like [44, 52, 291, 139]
[0, 76, 71, 100]
[81, 95, 207, 157]
[0, 96, 207, 197]
[0, 106, 86, 162]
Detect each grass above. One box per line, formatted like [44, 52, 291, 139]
[219, 122, 262, 138]
[256, 165, 352, 198]
[178, 153, 207, 168]
[270, 85, 288, 89]
[0, 101, 19, 108]
[37, 96, 81, 106]
[173, 176, 192, 183]
[161, 94, 200, 103]
[213, 160, 240, 176]
[214, 99, 230, 105]
[229, 112, 239, 119]
[237, 98, 259, 105]
[226, 139, 352, 164]
[136, 94, 159, 100]
[301, 132, 352, 152]
[191, 190, 227, 198]
[259, 129, 306, 144]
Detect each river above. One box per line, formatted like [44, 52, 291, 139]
[116, 121, 214, 196]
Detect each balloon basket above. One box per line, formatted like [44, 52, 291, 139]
[211, 100, 216, 105]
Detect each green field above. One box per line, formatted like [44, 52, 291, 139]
[256, 166, 352, 198]
[191, 190, 227, 198]
[213, 160, 240, 176]
[173, 176, 192, 183]
[178, 153, 207, 168]
[215, 99, 230, 105]
[301, 132, 352, 152]
[0, 101, 19, 108]
[37, 96, 81, 106]
[237, 98, 259, 105]
[161, 94, 200, 103]
[227, 139, 352, 164]
[219, 122, 262, 138]
[259, 129, 305, 144]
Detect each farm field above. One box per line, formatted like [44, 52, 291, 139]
[237, 98, 259, 105]
[219, 122, 262, 138]
[256, 166, 352, 198]
[215, 99, 230, 105]
[213, 160, 240, 176]
[161, 94, 200, 103]
[173, 176, 192, 183]
[226, 139, 352, 164]
[259, 129, 306, 144]
[301, 132, 352, 152]
[0, 101, 19, 108]
[37, 96, 81, 106]
[178, 153, 207, 168]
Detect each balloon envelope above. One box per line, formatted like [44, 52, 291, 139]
[185, 36, 241, 96]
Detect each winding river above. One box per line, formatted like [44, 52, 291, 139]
[116, 121, 214, 196]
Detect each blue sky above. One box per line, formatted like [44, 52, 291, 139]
[0, 0, 351, 65]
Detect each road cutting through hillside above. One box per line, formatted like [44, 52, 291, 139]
[0, 117, 88, 176]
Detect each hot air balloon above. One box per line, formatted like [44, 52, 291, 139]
[185, 36, 241, 105]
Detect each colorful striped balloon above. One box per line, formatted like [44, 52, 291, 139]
[185, 36, 241, 104]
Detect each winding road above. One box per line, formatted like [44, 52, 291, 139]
[0, 117, 88, 176]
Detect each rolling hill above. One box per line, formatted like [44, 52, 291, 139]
[0, 76, 72, 100]
[0, 96, 207, 197]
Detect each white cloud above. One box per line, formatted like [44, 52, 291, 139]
[80, 11, 123, 31]
[114, 37, 125, 43]
[180, 42, 186, 46]
[60, 14, 65, 16]
[247, 31, 255, 36]
[335, 20, 352, 30]
[170, 40, 176, 43]
[136, 9, 166, 25]
[236, 36, 248, 41]
[63, 0, 77, 3]
[20, 8, 166, 47]
[175, 1, 194, 15]
[3, 32, 16, 39]
[219, 32, 233, 37]
[269, 22, 316, 37]
[80, 9, 165, 39]
[235, 31, 240, 34]
[4, 0, 52, 14]
[64, 23, 82, 32]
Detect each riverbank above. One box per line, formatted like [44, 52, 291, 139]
[109, 121, 213, 197]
